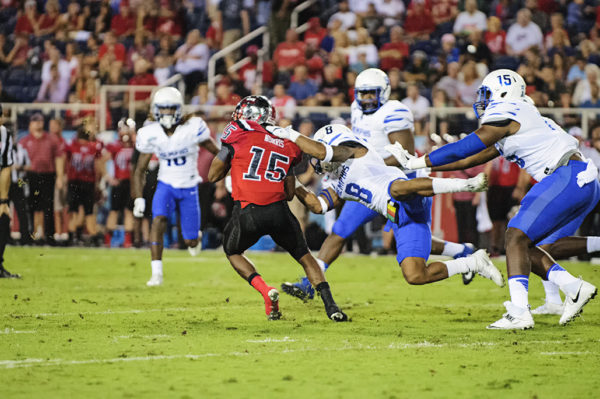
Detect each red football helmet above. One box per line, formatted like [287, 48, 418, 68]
[232, 95, 276, 125]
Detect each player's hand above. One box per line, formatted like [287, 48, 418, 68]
[224, 175, 232, 193]
[384, 142, 415, 169]
[576, 159, 599, 187]
[265, 125, 300, 142]
[133, 197, 145, 218]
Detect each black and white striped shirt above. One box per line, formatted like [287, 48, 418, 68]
[0, 125, 14, 168]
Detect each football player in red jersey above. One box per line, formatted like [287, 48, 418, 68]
[208, 96, 348, 322]
[65, 124, 105, 246]
[105, 118, 136, 247]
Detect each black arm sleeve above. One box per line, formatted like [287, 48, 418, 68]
[483, 119, 513, 127]
[216, 143, 234, 163]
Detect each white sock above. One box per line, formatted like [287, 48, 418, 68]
[547, 264, 579, 296]
[587, 236, 600, 253]
[151, 260, 163, 276]
[443, 257, 469, 277]
[542, 280, 562, 304]
[316, 259, 329, 273]
[441, 241, 465, 257]
[432, 178, 471, 194]
[508, 275, 529, 309]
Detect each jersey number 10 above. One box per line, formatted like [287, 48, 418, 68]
[243, 146, 290, 182]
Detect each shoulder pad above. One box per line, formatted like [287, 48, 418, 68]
[481, 100, 525, 124]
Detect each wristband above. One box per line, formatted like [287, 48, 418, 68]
[406, 156, 428, 170]
[287, 127, 301, 142]
[295, 178, 304, 189]
[317, 196, 329, 214]
[322, 144, 334, 162]
[0, 199, 8, 204]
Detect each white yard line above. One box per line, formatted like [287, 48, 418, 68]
[1, 340, 595, 369]
[0, 328, 35, 334]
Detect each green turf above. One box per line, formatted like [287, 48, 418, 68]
[1, 247, 599, 398]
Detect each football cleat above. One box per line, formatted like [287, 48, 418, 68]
[530, 301, 564, 315]
[265, 288, 282, 320]
[146, 274, 163, 287]
[559, 279, 597, 325]
[470, 249, 505, 287]
[454, 243, 476, 285]
[187, 231, 203, 257]
[326, 304, 348, 322]
[281, 277, 314, 301]
[465, 173, 488, 192]
[0, 266, 21, 279]
[487, 301, 534, 330]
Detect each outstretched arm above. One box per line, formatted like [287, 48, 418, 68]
[200, 138, 220, 155]
[431, 146, 500, 172]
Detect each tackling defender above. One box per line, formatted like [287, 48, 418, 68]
[284, 68, 476, 301]
[132, 87, 219, 286]
[207, 96, 347, 322]
[386, 69, 599, 329]
[269, 123, 505, 289]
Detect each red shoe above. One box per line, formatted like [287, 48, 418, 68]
[123, 232, 133, 248]
[104, 233, 112, 247]
[264, 288, 281, 320]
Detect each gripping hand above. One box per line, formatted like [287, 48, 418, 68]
[133, 197, 146, 218]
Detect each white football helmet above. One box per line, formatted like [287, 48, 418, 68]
[354, 68, 391, 114]
[312, 124, 360, 174]
[151, 87, 183, 129]
[473, 69, 526, 118]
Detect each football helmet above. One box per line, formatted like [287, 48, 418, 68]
[311, 124, 358, 174]
[232, 95, 276, 125]
[151, 87, 183, 129]
[354, 68, 391, 114]
[473, 69, 526, 118]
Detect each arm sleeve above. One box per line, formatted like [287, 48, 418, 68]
[383, 107, 414, 134]
[135, 128, 155, 154]
[193, 117, 211, 144]
[216, 143, 233, 163]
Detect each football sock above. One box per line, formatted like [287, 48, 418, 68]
[443, 257, 469, 277]
[441, 241, 465, 257]
[104, 231, 112, 246]
[151, 260, 163, 276]
[124, 231, 133, 247]
[248, 273, 272, 297]
[316, 282, 336, 309]
[508, 275, 529, 309]
[432, 178, 474, 194]
[316, 259, 329, 273]
[546, 264, 580, 296]
[542, 280, 562, 305]
[586, 236, 600, 253]
[0, 214, 10, 265]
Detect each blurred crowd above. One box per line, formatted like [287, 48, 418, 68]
[2, 0, 600, 253]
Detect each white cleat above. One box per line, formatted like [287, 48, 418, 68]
[531, 301, 564, 315]
[487, 301, 534, 330]
[470, 249, 505, 287]
[559, 279, 597, 325]
[187, 231, 203, 257]
[465, 172, 488, 192]
[146, 274, 163, 287]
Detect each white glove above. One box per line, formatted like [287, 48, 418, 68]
[133, 197, 146, 218]
[384, 142, 428, 170]
[224, 175, 232, 193]
[576, 159, 599, 187]
[266, 125, 301, 142]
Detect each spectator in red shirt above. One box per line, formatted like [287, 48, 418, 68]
[270, 83, 297, 122]
[99, 31, 126, 65]
[105, 119, 136, 248]
[485, 16, 506, 55]
[19, 113, 65, 244]
[5, 33, 30, 68]
[59, 1, 85, 35]
[273, 29, 307, 75]
[127, 59, 158, 120]
[37, 0, 60, 37]
[214, 82, 241, 106]
[205, 18, 223, 51]
[15, 0, 39, 37]
[404, 0, 435, 40]
[111, 3, 136, 38]
[126, 32, 155, 72]
[65, 124, 105, 246]
[379, 26, 410, 71]
[304, 17, 327, 49]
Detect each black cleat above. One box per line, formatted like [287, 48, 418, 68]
[462, 271, 475, 285]
[0, 267, 21, 278]
[281, 282, 314, 302]
[326, 305, 348, 322]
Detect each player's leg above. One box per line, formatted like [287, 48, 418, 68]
[222, 202, 281, 320]
[0, 206, 19, 278]
[122, 180, 134, 248]
[147, 182, 176, 286]
[281, 201, 378, 300]
[66, 182, 80, 244]
[176, 185, 202, 256]
[388, 173, 487, 199]
[430, 236, 477, 285]
[489, 164, 599, 329]
[105, 181, 122, 247]
[269, 201, 347, 321]
[82, 182, 99, 246]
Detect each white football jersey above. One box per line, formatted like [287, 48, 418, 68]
[350, 100, 414, 158]
[326, 144, 407, 216]
[136, 116, 211, 188]
[481, 100, 579, 182]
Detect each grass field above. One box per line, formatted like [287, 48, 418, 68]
[1, 247, 599, 398]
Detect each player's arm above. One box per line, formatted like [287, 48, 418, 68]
[132, 152, 152, 199]
[384, 129, 414, 166]
[0, 167, 10, 216]
[431, 146, 500, 172]
[208, 144, 232, 183]
[200, 138, 220, 155]
[294, 181, 340, 214]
